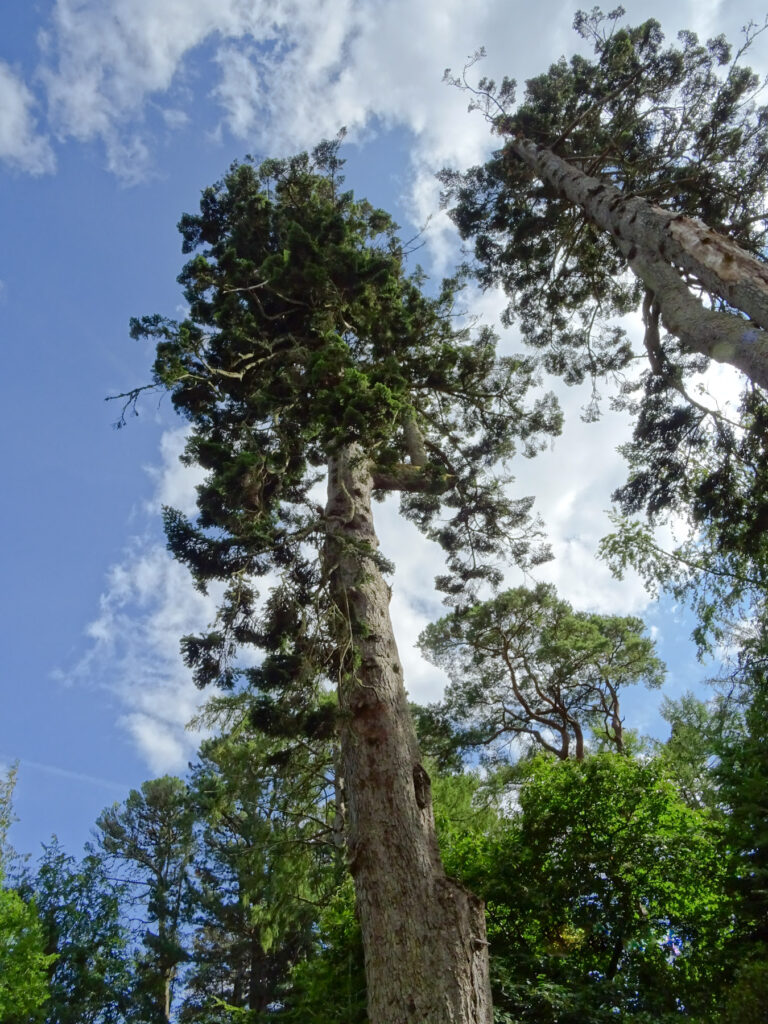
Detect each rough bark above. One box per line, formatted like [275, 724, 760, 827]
[505, 136, 768, 389]
[324, 444, 493, 1024]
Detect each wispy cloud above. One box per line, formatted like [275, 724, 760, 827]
[59, 540, 222, 774]
[0, 62, 55, 174]
[56, 429, 221, 774]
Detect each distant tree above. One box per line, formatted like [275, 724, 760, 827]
[419, 583, 663, 761]
[0, 766, 14, 854]
[32, 838, 134, 1024]
[128, 141, 560, 1023]
[652, 692, 722, 812]
[95, 776, 196, 1023]
[181, 727, 334, 1021]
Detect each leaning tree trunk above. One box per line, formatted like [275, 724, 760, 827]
[324, 444, 493, 1024]
[505, 136, 768, 389]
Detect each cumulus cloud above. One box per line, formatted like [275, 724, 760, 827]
[0, 62, 55, 174]
[18, 0, 768, 189]
[34, 0, 579, 182]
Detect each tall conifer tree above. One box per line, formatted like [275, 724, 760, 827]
[442, 9, 768, 590]
[129, 141, 560, 1023]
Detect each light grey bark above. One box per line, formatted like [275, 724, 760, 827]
[505, 136, 768, 389]
[325, 444, 493, 1024]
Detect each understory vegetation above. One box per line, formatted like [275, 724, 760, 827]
[3, 671, 767, 1022]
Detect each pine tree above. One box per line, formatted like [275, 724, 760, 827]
[419, 583, 664, 762]
[128, 141, 560, 1023]
[182, 728, 333, 1020]
[95, 777, 196, 1023]
[32, 839, 133, 1024]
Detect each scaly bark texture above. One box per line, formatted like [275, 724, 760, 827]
[505, 136, 768, 388]
[325, 445, 493, 1024]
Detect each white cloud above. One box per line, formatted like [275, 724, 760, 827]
[64, 541, 222, 774]
[213, 43, 264, 139]
[20, 0, 768, 190]
[143, 427, 206, 516]
[0, 62, 55, 174]
[57, 429, 222, 774]
[35, 0, 580, 181]
[160, 106, 190, 131]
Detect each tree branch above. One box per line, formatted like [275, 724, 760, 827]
[371, 464, 453, 493]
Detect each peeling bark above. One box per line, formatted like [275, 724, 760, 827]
[325, 444, 493, 1024]
[627, 247, 768, 387]
[505, 136, 768, 388]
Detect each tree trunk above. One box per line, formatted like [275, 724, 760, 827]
[505, 136, 768, 388]
[324, 444, 493, 1024]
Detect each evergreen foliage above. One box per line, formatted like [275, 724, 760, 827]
[181, 728, 336, 1021]
[443, 7, 767, 378]
[95, 777, 196, 1022]
[32, 839, 134, 1024]
[715, 631, 768, 958]
[129, 140, 560, 726]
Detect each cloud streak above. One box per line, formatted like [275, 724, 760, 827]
[0, 62, 55, 174]
[6, 758, 128, 793]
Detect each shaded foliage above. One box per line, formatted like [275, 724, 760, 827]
[96, 777, 196, 1023]
[180, 727, 336, 1022]
[32, 839, 134, 1024]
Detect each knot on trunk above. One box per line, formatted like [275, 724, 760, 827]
[413, 763, 432, 810]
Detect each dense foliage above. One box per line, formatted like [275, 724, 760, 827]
[0, 768, 56, 1022]
[8, 704, 765, 1022]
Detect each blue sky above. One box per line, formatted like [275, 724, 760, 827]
[1, 0, 763, 860]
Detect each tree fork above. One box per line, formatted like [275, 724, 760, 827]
[325, 445, 493, 1024]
